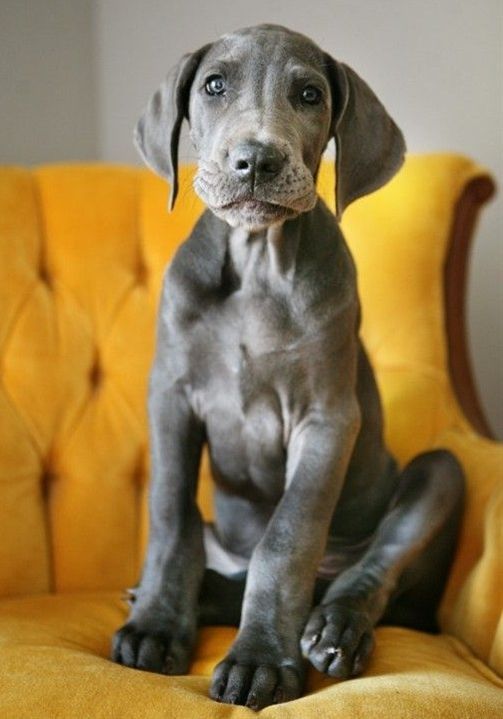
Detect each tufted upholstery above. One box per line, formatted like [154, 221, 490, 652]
[0, 155, 501, 717]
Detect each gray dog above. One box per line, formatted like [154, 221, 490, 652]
[112, 24, 465, 710]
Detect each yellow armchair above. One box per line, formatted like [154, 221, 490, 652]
[0, 155, 501, 717]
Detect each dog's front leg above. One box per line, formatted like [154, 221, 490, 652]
[210, 400, 360, 709]
[112, 373, 205, 674]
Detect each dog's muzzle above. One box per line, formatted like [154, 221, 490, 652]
[194, 140, 317, 229]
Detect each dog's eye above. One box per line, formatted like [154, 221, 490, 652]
[205, 75, 226, 96]
[301, 86, 322, 105]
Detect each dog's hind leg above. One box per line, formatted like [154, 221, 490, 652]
[301, 449, 465, 678]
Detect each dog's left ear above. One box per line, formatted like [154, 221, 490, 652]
[134, 44, 211, 210]
[323, 54, 406, 220]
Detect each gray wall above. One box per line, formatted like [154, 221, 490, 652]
[1, 1, 502, 437]
[0, 0, 97, 163]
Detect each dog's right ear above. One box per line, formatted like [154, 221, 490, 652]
[134, 44, 211, 211]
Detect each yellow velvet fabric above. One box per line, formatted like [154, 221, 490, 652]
[0, 155, 501, 716]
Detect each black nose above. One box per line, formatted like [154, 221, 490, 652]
[229, 141, 285, 182]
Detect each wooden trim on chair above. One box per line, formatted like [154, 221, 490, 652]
[444, 174, 496, 439]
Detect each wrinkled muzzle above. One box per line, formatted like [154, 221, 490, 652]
[193, 136, 317, 229]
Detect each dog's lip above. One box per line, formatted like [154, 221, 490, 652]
[218, 198, 289, 212]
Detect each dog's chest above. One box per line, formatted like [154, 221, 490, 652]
[170, 227, 340, 494]
[185, 285, 308, 492]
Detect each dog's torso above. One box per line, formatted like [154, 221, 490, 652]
[155, 199, 398, 566]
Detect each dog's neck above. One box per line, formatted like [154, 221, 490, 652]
[225, 213, 305, 288]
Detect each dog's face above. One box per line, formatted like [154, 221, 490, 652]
[135, 24, 405, 227]
[189, 27, 332, 230]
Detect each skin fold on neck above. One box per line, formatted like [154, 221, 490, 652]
[226, 213, 304, 290]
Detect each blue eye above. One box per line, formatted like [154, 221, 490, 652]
[301, 86, 322, 105]
[205, 75, 226, 96]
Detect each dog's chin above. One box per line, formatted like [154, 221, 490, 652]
[210, 199, 299, 231]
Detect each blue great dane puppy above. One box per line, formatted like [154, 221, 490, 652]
[112, 24, 465, 710]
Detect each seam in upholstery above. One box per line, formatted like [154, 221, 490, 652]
[88, 169, 150, 439]
[445, 634, 503, 688]
[134, 169, 148, 575]
[0, 278, 46, 458]
[0, 277, 41, 364]
[0, 174, 56, 594]
[29, 172, 58, 594]
[29, 170, 135, 456]
[100, 285, 147, 433]
[32, 171, 96, 327]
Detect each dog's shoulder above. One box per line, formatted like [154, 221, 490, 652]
[167, 210, 229, 292]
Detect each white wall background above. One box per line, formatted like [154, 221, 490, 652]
[1, 0, 502, 437]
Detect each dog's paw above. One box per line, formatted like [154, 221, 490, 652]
[301, 602, 374, 678]
[111, 619, 195, 675]
[209, 640, 304, 710]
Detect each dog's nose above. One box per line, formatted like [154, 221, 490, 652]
[229, 141, 285, 182]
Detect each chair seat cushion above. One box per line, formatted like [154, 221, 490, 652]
[0, 592, 501, 718]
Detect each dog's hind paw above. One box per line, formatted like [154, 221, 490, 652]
[301, 602, 375, 678]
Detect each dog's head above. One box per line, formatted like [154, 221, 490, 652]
[135, 24, 405, 229]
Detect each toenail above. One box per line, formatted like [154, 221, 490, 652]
[326, 646, 343, 657]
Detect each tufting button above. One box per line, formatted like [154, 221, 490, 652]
[39, 265, 52, 288]
[89, 356, 103, 388]
[41, 469, 55, 500]
[136, 258, 147, 285]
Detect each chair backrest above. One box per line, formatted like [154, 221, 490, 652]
[0, 155, 494, 597]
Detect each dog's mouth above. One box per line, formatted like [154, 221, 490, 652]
[193, 162, 318, 229]
[221, 198, 281, 210]
[218, 198, 296, 219]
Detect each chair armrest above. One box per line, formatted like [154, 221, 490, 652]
[444, 174, 497, 438]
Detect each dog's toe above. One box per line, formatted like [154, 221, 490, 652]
[301, 603, 374, 678]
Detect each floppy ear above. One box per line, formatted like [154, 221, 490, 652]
[324, 55, 406, 220]
[134, 44, 211, 210]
